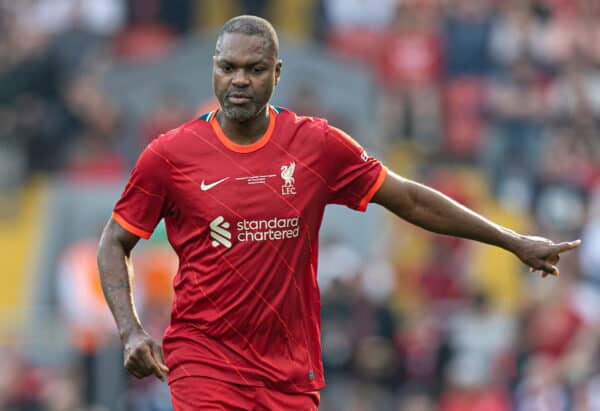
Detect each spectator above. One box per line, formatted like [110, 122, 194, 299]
[322, 0, 397, 30]
[579, 186, 600, 285]
[1, 2, 596, 410]
[443, 0, 494, 76]
[21, 0, 126, 37]
[488, 0, 550, 69]
[322, 0, 397, 62]
[446, 292, 517, 388]
[375, 2, 443, 147]
[514, 354, 570, 411]
[484, 58, 545, 204]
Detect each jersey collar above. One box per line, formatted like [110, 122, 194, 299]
[210, 105, 276, 153]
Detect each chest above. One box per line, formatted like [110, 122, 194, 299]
[166, 146, 327, 226]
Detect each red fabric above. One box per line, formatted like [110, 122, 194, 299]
[541, 0, 585, 19]
[327, 28, 383, 62]
[441, 388, 511, 411]
[377, 31, 442, 89]
[66, 153, 126, 182]
[444, 78, 487, 156]
[528, 301, 583, 358]
[419, 264, 463, 302]
[170, 376, 319, 411]
[113, 106, 384, 392]
[113, 24, 175, 61]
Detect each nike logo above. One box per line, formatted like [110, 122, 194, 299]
[200, 177, 229, 191]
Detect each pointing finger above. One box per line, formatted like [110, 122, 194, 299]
[552, 240, 582, 254]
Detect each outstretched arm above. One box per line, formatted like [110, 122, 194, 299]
[371, 171, 581, 276]
[97, 218, 169, 381]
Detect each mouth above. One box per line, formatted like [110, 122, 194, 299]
[227, 93, 252, 105]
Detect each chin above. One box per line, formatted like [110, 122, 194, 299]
[223, 105, 258, 123]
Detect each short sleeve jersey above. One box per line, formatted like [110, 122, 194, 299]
[113, 106, 387, 392]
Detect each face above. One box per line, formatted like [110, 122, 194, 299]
[213, 32, 281, 123]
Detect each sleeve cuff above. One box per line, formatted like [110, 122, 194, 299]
[112, 212, 152, 239]
[358, 166, 388, 212]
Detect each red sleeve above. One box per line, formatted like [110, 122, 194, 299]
[324, 126, 387, 211]
[112, 140, 169, 239]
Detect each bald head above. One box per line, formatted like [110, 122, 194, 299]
[216, 15, 279, 58]
[212, 16, 282, 123]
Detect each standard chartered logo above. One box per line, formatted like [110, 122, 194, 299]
[209, 215, 300, 248]
[210, 216, 232, 248]
[237, 216, 300, 242]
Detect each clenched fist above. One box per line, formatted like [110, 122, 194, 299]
[122, 330, 169, 381]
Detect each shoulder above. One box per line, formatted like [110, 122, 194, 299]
[274, 105, 329, 137]
[155, 117, 212, 145]
[151, 116, 213, 154]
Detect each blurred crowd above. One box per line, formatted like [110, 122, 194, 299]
[1, 0, 599, 410]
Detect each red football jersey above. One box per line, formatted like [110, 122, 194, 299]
[113, 105, 387, 392]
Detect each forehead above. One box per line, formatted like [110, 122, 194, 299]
[216, 32, 275, 63]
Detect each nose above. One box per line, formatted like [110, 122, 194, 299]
[231, 69, 250, 87]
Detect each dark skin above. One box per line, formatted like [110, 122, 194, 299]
[212, 32, 282, 143]
[97, 220, 168, 381]
[98, 31, 580, 382]
[98, 32, 284, 382]
[371, 171, 580, 276]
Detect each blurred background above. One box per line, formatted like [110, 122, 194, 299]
[0, 0, 599, 410]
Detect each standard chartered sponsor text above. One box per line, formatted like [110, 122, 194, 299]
[236, 216, 300, 242]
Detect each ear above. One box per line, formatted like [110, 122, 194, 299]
[274, 59, 283, 86]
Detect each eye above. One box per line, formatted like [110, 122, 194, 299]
[252, 66, 265, 74]
[221, 64, 233, 73]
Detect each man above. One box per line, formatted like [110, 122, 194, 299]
[97, 15, 580, 411]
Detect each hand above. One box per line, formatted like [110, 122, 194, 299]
[512, 236, 581, 278]
[122, 330, 169, 381]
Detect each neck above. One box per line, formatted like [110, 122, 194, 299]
[217, 105, 270, 145]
